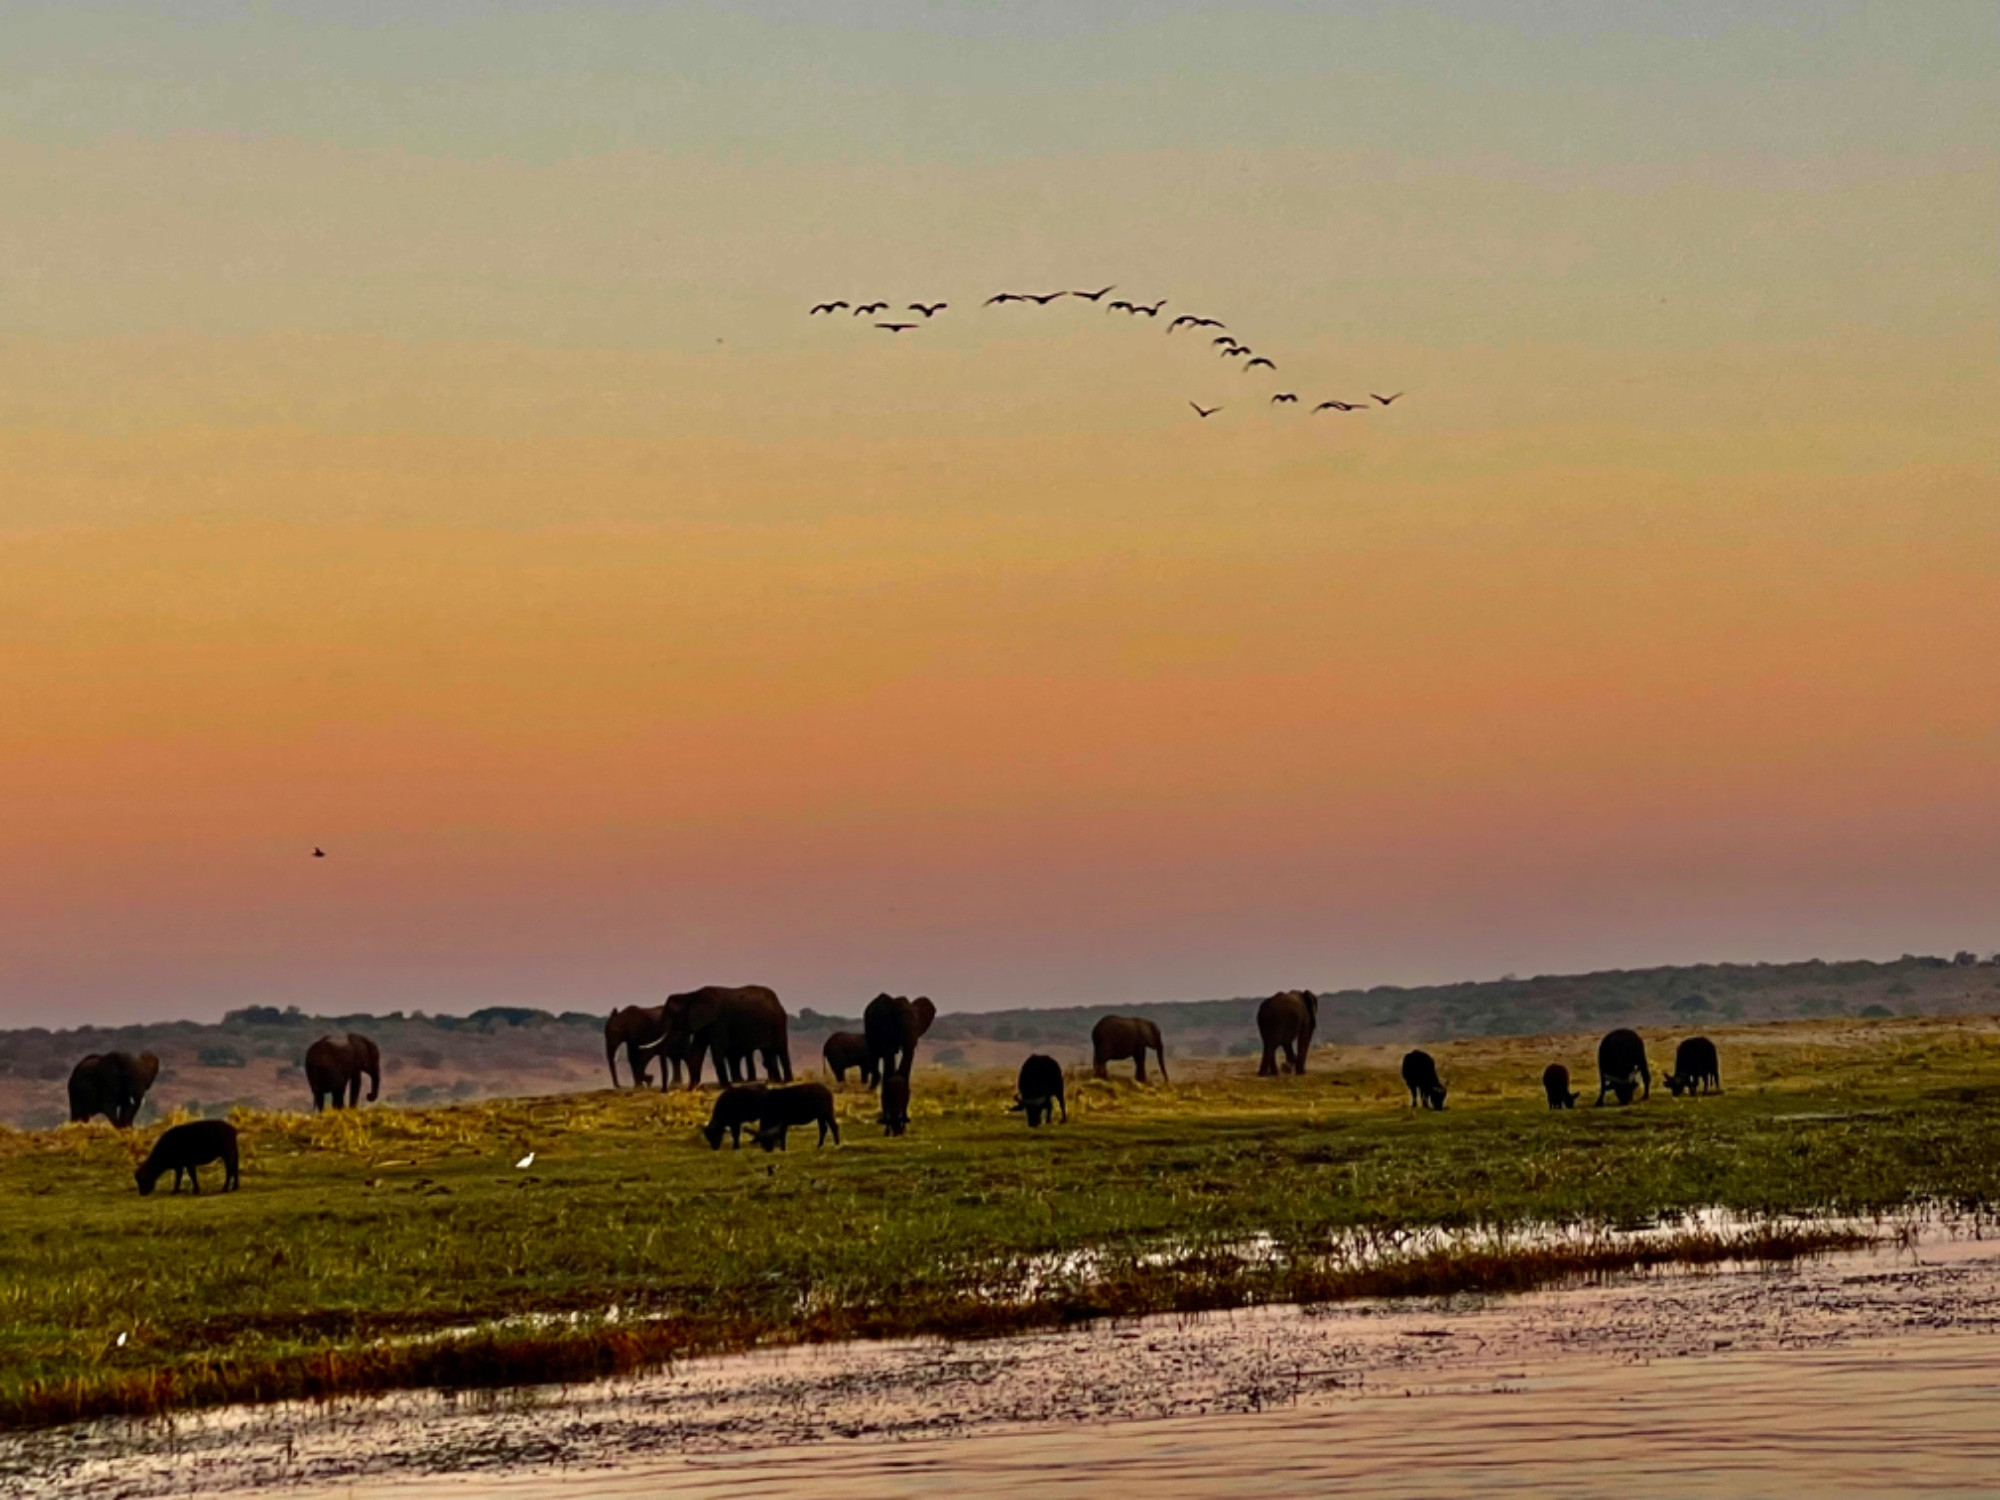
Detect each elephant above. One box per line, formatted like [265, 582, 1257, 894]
[1595, 1028, 1650, 1106]
[304, 1032, 381, 1111]
[1256, 990, 1319, 1075]
[605, 1004, 699, 1090]
[1091, 1015, 1167, 1083]
[657, 985, 792, 1088]
[67, 1051, 161, 1128]
[863, 994, 937, 1083]
[822, 1031, 878, 1087]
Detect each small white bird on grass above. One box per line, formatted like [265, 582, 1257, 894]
[515, 1152, 535, 1170]
[116, 1331, 128, 1348]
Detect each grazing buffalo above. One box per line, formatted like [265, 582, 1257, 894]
[68, 1051, 161, 1128]
[879, 1074, 910, 1136]
[136, 1120, 239, 1195]
[822, 1031, 878, 1087]
[1542, 1063, 1579, 1109]
[1596, 1028, 1651, 1105]
[1401, 1050, 1448, 1110]
[1256, 990, 1319, 1076]
[304, 1033, 380, 1112]
[754, 1082, 841, 1151]
[701, 1085, 768, 1150]
[863, 994, 937, 1083]
[1010, 1054, 1067, 1127]
[1665, 1036, 1722, 1097]
[1092, 1016, 1167, 1083]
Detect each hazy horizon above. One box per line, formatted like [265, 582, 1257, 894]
[4, 3, 1996, 1030]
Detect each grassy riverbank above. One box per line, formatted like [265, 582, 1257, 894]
[3, 1014, 1998, 1429]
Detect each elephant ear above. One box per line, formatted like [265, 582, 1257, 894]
[1300, 991, 1319, 1021]
[135, 1053, 161, 1089]
[913, 997, 937, 1037]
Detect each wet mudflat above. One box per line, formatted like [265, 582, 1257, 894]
[8, 1215, 1999, 1500]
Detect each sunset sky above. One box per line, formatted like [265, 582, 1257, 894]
[3, 3, 1996, 1027]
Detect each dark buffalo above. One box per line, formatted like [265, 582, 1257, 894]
[1596, 1028, 1651, 1105]
[822, 1030, 877, 1087]
[1256, 990, 1318, 1076]
[701, 1084, 768, 1150]
[863, 993, 937, 1083]
[879, 1074, 910, 1136]
[136, 1120, 239, 1195]
[68, 1051, 161, 1128]
[1401, 1049, 1447, 1110]
[754, 1082, 841, 1151]
[1542, 1062, 1579, 1109]
[1665, 1036, 1721, 1096]
[1010, 1054, 1067, 1127]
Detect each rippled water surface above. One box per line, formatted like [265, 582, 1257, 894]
[10, 1214, 2000, 1500]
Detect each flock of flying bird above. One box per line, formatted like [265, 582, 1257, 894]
[808, 286, 1403, 421]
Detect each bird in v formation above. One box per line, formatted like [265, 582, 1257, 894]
[807, 284, 1403, 421]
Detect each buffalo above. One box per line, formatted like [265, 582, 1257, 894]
[1401, 1049, 1447, 1110]
[1665, 1036, 1721, 1096]
[1010, 1054, 1067, 1127]
[1542, 1062, 1579, 1109]
[754, 1082, 841, 1151]
[879, 1074, 910, 1136]
[1596, 1028, 1650, 1105]
[136, 1120, 239, 1195]
[701, 1084, 768, 1150]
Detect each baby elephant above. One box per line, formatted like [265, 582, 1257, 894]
[136, 1120, 239, 1195]
[879, 1074, 910, 1136]
[1009, 1054, 1067, 1127]
[755, 1082, 841, 1151]
[1542, 1063, 1579, 1109]
[702, 1084, 768, 1150]
[1401, 1050, 1448, 1110]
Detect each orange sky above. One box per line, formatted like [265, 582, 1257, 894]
[2, 5, 1996, 1022]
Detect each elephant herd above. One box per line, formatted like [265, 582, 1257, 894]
[64, 1030, 385, 1131]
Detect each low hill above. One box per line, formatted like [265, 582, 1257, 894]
[1, 953, 1993, 1128]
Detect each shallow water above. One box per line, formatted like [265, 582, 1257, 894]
[9, 1214, 2000, 1500]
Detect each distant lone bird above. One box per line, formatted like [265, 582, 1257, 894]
[515, 1152, 535, 1170]
[808, 301, 849, 315]
[1169, 315, 1225, 333]
[1271, 392, 1299, 404]
[852, 302, 889, 315]
[1371, 392, 1404, 405]
[1314, 400, 1368, 412]
[1189, 402, 1221, 419]
[312, 847, 325, 858]
[1245, 357, 1276, 371]
[874, 322, 918, 333]
[909, 302, 947, 317]
[1070, 285, 1116, 301]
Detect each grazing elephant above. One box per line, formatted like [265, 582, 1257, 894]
[1542, 1062, 1579, 1109]
[136, 1120, 239, 1195]
[1595, 1028, 1650, 1106]
[822, 1031, 877, 1087]
[863, 993, 937, 1083]
[1401, 1049, 1448, 1110]
[1010, 1053, 1067, 1126]
[1665, 1036, 1721, 1097]
[304, 1033, 381, 1111]
[659, 985, 792, 1088]
[67, 1051, 161, 1128]
[1256, 990, 1319, 1076]
[1092, 1015, 1167, 1083]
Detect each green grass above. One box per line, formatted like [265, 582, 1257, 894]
[3, 1014, 1998, 1429]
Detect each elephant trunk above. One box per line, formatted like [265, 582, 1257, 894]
[365, 1063, 380, 1102]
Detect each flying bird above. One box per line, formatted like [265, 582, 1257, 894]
[1371, 392, 1404, 405]
[852, 302, 889, 315]
[1024, 291, 1066, 305]
[312, 847, 325, 858]
[1133, 300, 1167, 316]
[1245, 357, 1276, 371]
[1270, 392, 1299, 404]
[1314, 400, 1368, 412]
[1219, 344, 1250, 359]
[515, 1152, 535, 1170]
[1189, 402, 1221, 419]
[808, 301, 849, 315]
[1211, 334, 1239, 347]
[875, 322, 918, 333]
[909, 302, 947, 317]
[1107, 299, 1136, 313]
[1170, 315, 1225, 333]
[1070, 285, 1116, 301]
[985, 292, 1026, 305]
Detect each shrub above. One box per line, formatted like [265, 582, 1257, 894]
[197, 1045, 247, 1069]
